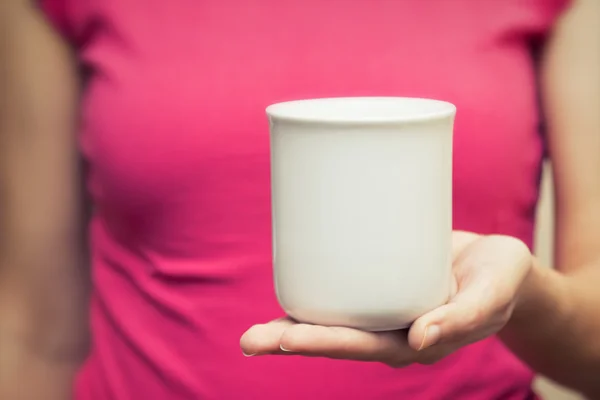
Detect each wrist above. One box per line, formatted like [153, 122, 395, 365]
[506, 257, 573, 330]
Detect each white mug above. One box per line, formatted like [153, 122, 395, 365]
[267, 97, 455, 331]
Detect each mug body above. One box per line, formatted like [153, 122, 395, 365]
[268, 97, 455, 331]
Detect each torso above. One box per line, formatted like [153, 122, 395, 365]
[42, 0, 568, 398]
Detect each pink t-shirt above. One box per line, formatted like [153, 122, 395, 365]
[41, 1, 569, 399]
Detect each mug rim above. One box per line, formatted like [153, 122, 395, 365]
[266, 96, 456, 125]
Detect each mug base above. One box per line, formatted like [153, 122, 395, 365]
[286, 310, 415, 332]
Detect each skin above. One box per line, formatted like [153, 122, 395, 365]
[0, 1, 88, 399]
[241, 0, 600, 398]
[0, 0, 598, 399]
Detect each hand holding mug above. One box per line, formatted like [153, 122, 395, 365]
[241, 231, 532, 366]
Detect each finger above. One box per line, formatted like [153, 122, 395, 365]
[240, 318, 295, 356]
[408, 236, 530, 351]
[403, 233, 479, 351]
[407, 302, 472, 351]
[408, 274, 512, 350]
[279, 324, 415, 365]
[408, 304, 504, 354]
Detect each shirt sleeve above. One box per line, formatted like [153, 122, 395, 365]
[537, 0, 572, 34]
[38, 0, 74, 40]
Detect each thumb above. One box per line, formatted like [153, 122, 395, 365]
[406, 287, 497, 351]
[407, 234, 531, 351]
[406, 303, 460, 351]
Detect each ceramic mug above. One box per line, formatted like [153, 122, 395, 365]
[268, 97, 455, 331]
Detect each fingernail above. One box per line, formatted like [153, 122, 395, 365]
[280, 344, 291, 352]
[242, 351, 256, 357]
[419, 325, 441, 351]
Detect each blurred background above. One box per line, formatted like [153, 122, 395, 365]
[534, 164, 582, 400]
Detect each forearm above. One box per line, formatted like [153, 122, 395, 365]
[0, 247, 89, 400]
[0, 224, 89, 397]
[499, 260, 600, 397]
[0, 315, 82, 400]
[0, 255, 90, 400]
[0, 351, 78, 400]
[1, 1, 88, 398]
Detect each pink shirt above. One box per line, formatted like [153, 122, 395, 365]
[42, 1, 569, 399]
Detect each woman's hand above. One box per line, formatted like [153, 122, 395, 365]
[240, 231, 533, 366]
